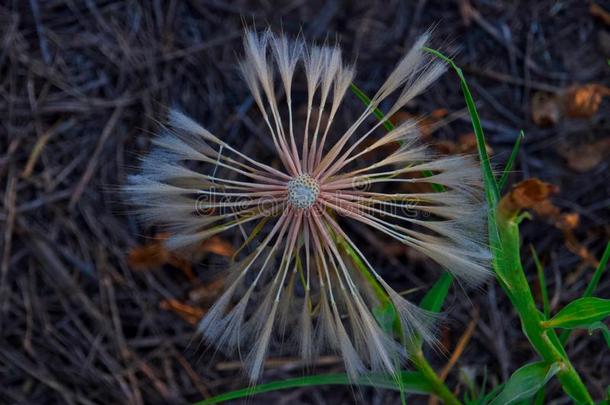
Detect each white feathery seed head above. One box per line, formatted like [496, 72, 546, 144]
[125, 29, 491, 382]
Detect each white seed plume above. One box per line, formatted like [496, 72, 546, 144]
[125, 29, 490, 382]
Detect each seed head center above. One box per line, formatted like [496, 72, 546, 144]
[287, 174, 320, 209]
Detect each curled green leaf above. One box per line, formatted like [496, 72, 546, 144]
[489, 362, 561, 405]
[542, 297, 610, 330]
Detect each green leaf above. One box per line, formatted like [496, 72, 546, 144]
[583, 240, 610, 299]
[530, 245, 550, 319]
[423, 47, 499, 208]
[560, 240, 610, 345]
[373, 301, 399, 334]
[497, 130, 524, 192]
[348, 82, 445, 192]
[194, 371, 434, 405]
[419, 272, 453, 313]
[489, 362, 561, 405]
[542, 297, 610, 329]
[587, 322, 610, 349]
[349, 83, 395, 132]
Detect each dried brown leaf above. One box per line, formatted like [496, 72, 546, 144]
[199, 236, 235, 257]
[531, 91, 562, 127]
[564, 84, 610, 118]
[390, 108, 449, 139]
[499, 178, 559, 216]
[160, 299, 205, 325]
[127, 234, 171, 270]
[590, 2, 610, 26]
[532, 84, 609, 127]
[500, 179, 597, 273]
[189, 277, 225, 305]
[557, 138, 610, 172]
[434, 133, 493, 155]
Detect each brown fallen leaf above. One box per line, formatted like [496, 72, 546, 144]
[160, 299, 205, 325]
[435, 132, 493, 156]
[557, 138, 610, 172]
[127, 233, 171, 270]
[127, 233, 234, 280]
[564, 84, 610, 118]
[499, 179, 598, 274]
[532, 84, 610, 127]
[591, 2, 610, 26]
[531, 91, 562, 127]
[390, 108, 449, 139]
[189, 277, 225, 305]
[499, 178, 559, 216]
[199, 236, 235, 257]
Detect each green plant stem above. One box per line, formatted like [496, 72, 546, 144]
[496, 211, 594, 404]
[411, 350, 461, 405]
[349, 82, 459, 404]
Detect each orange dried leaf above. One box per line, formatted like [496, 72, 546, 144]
[500, 179, 599, 273]
[590, 2, 610, 26]
[199, 236, 235, 257]
[160, 299, 205, 325]
[558, 213, 580, 231]
[128, 233, 195, 278]
[564, 84, 610, 118]
[127, 234, 171, 270]
[499, 178, 559, 217]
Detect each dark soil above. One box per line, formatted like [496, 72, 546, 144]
[1, 1, 608, 404]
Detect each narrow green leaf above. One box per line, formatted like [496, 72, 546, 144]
[530, 245, 550, 319]
[409, 272, 453, 349]
[497, 130, 524, 192]
[587, 322, 610, 349]
[194, 371, 434, 405]
[349, 83, 394, 132]
[543, 297, 610, 329]
[560, 240, 610, 345]
[583, 241, 610, 299]
[348, 82, 444, 192]
[419, 272, 453, 313]
[489, 362, 561, 405]
[423, 47, 499, 208]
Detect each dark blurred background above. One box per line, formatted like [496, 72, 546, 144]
[1, 1, 609, 404]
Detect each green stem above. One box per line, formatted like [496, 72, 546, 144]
[496, 211, 594, 404]
[348, 82, 458, 404]
[411, 350, 460, 405]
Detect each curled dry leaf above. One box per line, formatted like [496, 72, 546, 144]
[127, 234, 234, 280]
[435, 132, 493, 156]
[590, 2, 610, 26]
[390, 108, 449, 139]
[564, 84, 610, 118]
[499, 179, 598, 274]
[499, 178, 559, 217]
[532, 84, 610, 126]
[200, 236, 235, 257]
[556, 138, 610, 172]
[160, 299, 205, 325]
[127, 233, 171, 270]
[531, 92, 563, 127]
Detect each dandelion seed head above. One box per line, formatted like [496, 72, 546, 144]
[287, 174, 320, 209]
[125, 28, 491, 383]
